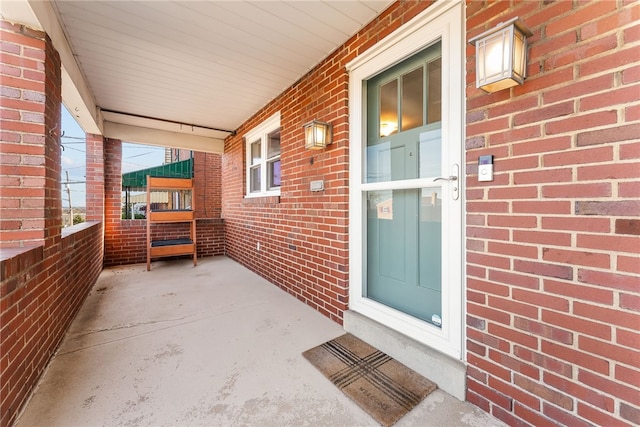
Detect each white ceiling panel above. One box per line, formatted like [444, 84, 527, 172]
[48, 0, 393, 134]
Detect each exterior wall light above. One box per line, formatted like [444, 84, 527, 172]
[304, 120, 332, 150]
[469, 17, 532, 93]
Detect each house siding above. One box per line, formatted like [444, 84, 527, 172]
[465, 1, 640, 426]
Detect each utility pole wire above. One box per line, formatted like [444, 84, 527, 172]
[65, 171, 73, 227]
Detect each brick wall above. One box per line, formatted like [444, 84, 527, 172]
[194, 151, 222, 220]
[102, 138, 127, 265]
[0, 21, 60, 248]
[222, 0, 434, 324]
[465, 1, 640, 426]
[85, 133, 105, 224]
[102, 219, 224, 267]
[194, 152, 225, 256]
[42, 26, 62, 255]
[0, 223, 103, 427]
[100, 146, 224, 267]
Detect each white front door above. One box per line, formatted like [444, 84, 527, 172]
[348, 1, 463, 359]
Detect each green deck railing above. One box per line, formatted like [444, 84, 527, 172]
[122, 158, 193, 190]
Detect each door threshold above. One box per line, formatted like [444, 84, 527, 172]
[343, 310, 466, 400]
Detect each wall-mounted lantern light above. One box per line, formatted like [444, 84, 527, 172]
[469, 17, 532, 93]
[304, 120, 332, 150]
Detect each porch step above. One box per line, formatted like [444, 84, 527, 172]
[343, 310, 466, 401]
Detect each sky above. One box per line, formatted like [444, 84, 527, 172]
[61, 106, 165, 208]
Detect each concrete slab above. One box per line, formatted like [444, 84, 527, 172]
[15, 256, 504, 427]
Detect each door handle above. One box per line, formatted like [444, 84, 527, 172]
[433, 164, 460, 201]
[433, 175, 458, 182]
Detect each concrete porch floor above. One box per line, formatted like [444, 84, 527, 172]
[16, 256, 503, 427]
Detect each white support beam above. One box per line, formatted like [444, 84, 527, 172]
[100, 110, 231, 140]
[25, 0, 102, 134]
[61, 66, 102, 135]
[104, 122, 225, 154]
[1, 0, 102, 134]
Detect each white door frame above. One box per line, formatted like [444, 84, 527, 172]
[347, 0, 464, 360]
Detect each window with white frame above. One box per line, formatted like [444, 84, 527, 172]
[245, 112, 281, 196]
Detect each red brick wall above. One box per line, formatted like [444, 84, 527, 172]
[465, 1, 640, 426]
[194, 152, 225, 256]
[102, 138, 127, 265]
[194, 152, 222, 220]
[0, 21, 61, 248]
[85, 133, 105, 224]
[101, 147, 224, 267]
[0, 223, 103, 427]
[102, 219, 224, 267]
[222, 0, 435, 324]
[42, 28, 62, 254]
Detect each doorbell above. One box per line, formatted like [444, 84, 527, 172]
[478, 155, 494, 182]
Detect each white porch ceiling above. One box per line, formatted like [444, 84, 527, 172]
[3, 0, 393, 151]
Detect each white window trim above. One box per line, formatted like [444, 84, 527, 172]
[244, 112, 281, 198]
[347, 0, 464, 360]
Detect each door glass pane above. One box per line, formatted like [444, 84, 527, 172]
[367, 190, 404, 283]
[419, 188, 442, 289]
[419, 187, 442, 326]
[366, 142, 390, 183]
[401, 67, 423, 132]
[427, 58, 442, 124]
[366, 141, 414, 183]
[366, 188, 442, 324]
[419, 127, 441, 178]
[379, 80, 398, 137]
[364, 40, 444, 327]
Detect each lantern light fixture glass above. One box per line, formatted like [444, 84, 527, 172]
[304, 120, 332, 150]
[469, 17, 532, 93]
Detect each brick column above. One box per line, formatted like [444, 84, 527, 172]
[193, 151, 225, 257]
[0, 20, 61, 249]
[193, 151, 222, 219]
[85, 133, 105, 222]
[103, 139, 122, 263]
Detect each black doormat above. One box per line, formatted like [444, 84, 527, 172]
[303, 333, 437, 426]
